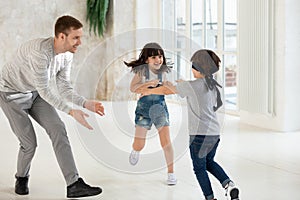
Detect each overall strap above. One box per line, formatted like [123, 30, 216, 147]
[158, 72, 163, 83]
[145, 67, 150, 81]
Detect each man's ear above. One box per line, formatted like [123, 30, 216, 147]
[58, 32, 66, 40]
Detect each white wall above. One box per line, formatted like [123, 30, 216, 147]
[239, 0, 300, 132]
[0, 0, 136, 101]
[0, 0, 103, 78]
[283, 0, 300, 130]
[136, 0, 161, 29]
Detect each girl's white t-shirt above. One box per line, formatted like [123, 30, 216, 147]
[141, 69, 168, 83]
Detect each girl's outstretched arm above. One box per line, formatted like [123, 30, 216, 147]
[130, 73, 160, 93]
[141, 81, 178, 96]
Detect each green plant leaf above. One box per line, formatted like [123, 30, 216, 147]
[86, 0, 109, 37]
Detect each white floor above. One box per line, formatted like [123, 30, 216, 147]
[0, 101, 300, 200]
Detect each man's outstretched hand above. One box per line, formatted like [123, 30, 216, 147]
[69, 109, 93, 130]
[68, 100, 105, 130]
[84, 100, 105, 116]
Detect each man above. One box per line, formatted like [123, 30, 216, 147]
[0, 15, 104, 198]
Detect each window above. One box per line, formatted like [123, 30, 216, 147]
[162, 0, 238, 111]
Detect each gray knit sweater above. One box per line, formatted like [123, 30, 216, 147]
[0, 37, 86, 113]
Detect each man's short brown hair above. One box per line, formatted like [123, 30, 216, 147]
[54, 15, 83, 37]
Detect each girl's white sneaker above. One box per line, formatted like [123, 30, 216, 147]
[129, 150, 140, 165]
[167, 173, 177, 185]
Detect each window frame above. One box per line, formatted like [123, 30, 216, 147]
[161, 0, 238, 113]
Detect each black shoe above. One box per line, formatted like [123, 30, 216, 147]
[67, 178, 102, 198]
[230, 187, 239, 200]
[15, 176, 29, 195]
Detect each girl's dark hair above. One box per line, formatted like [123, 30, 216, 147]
[124, 42, 171, 75]
[54, 15, 83, 37]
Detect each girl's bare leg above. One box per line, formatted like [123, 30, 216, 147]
[158, 126, 174, 173]
[132, 126, 148, 151]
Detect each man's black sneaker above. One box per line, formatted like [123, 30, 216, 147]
[67, 178, 102, 198]
[15, 176, 29, 195]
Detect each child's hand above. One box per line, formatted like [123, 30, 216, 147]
[175, 79, 184, 83]
[163, 81, 174, 87]
[145, 79, 160, 88]
[140, 90, 151, 98]
[136, 85, 152, 97]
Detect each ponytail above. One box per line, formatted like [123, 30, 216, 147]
[205, 75, 223, 112]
